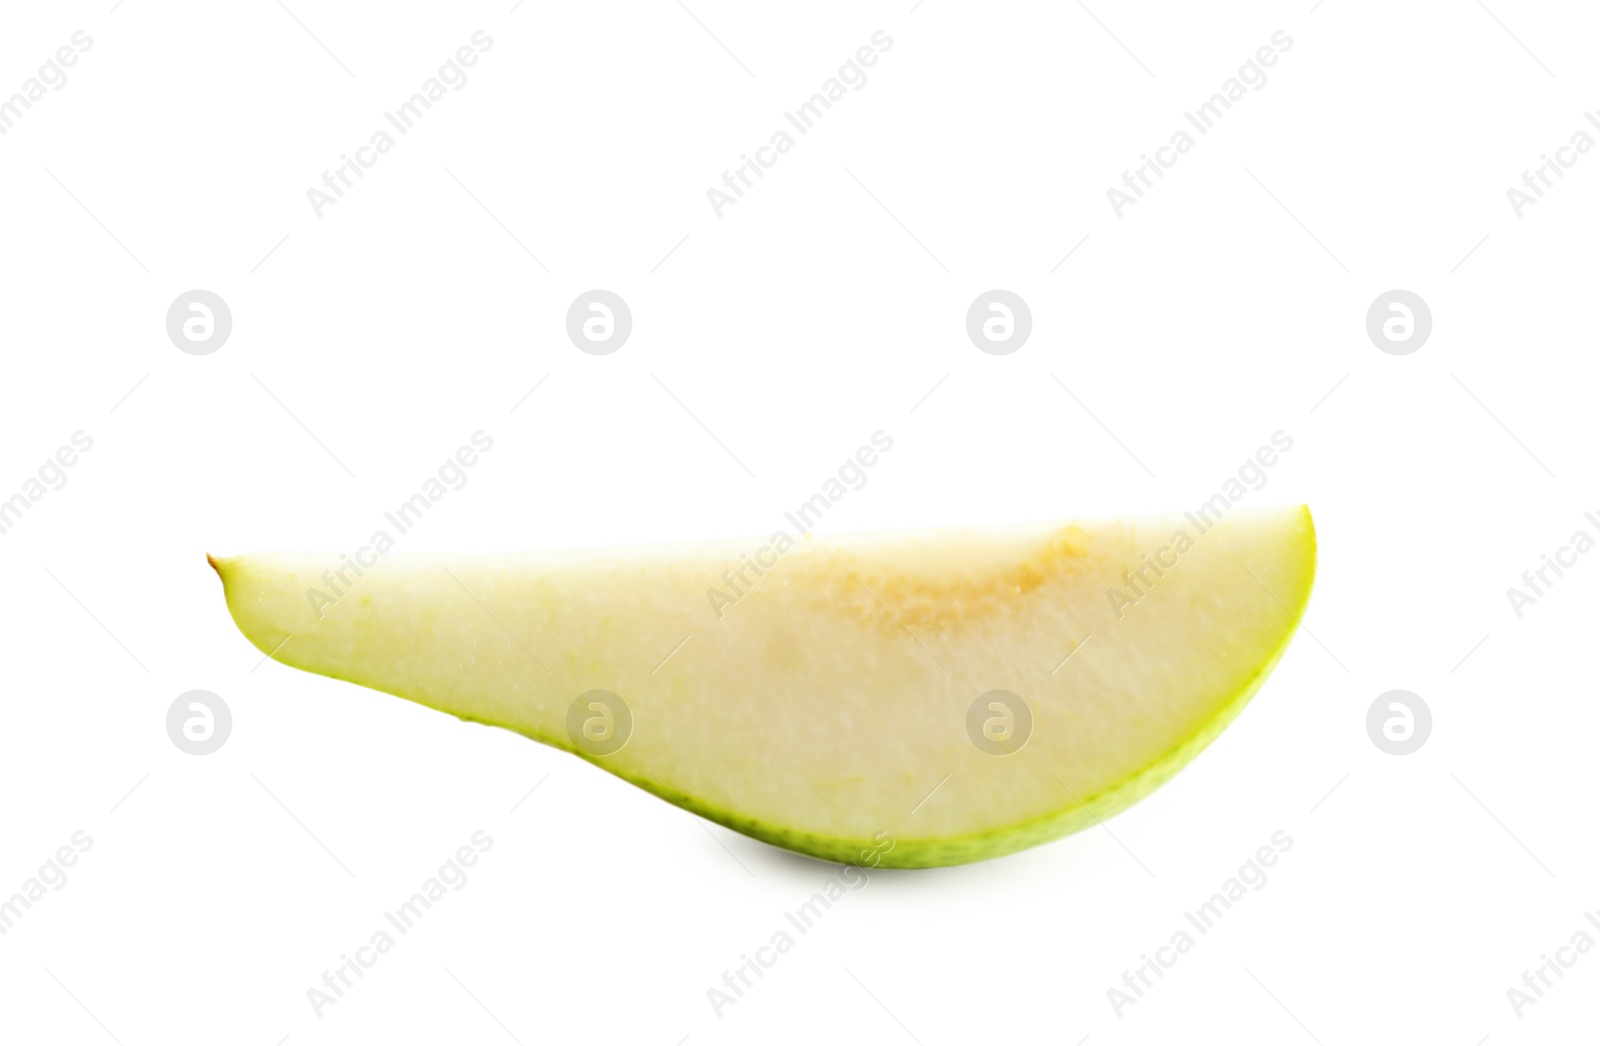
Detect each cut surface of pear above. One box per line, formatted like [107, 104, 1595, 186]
[212, 505, 1315, 868]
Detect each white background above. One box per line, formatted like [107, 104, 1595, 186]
[1, 1, 1595, 1042]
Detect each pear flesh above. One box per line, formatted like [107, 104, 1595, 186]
[212, 506, 1316, 867]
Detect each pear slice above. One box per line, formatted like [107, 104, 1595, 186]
[212, 505, 1315, 868]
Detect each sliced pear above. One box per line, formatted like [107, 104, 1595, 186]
[212, 505, 1314, 867]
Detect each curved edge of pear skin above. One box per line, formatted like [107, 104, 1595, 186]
[209, 506, 1317, 870]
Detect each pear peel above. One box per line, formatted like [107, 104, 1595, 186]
[212, 505, 1315, 867]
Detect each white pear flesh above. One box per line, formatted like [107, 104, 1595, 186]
[212, 505, 1316, 867]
